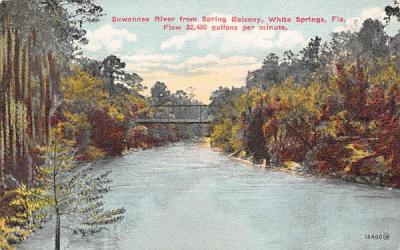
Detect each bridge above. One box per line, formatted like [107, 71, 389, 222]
[134, 104, 213, 124]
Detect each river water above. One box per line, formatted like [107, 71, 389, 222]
[18, 142, 400, 250]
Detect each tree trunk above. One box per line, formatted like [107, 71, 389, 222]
[53, 145, 61, 250]
[0, 10, 60, 185]
[55, 209, 61, 250]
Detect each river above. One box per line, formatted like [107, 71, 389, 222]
[18, 142, 400, 250]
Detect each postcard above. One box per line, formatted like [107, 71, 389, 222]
[1, 0, 400, 249]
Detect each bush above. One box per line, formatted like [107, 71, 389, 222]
[76, 146, 105, 162]
[88, 110, 126, 156]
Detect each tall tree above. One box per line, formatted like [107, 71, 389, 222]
[357, 18, 389, 60]
[101, 55, 126, 95]
[300, 36, 322, 72]
[0, 0, 104, 187]
[246, 53, 282, 90]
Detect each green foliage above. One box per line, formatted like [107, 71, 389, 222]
[61, 68, 109, 112]
[0, 1, 132, 248]
[0, 185, 48, 247]
[66, 170, 125, 236]
[57, 65, 148, 157]
[210, 119, 234, 152]
[6, 185, 47, 226]
[0, 217, 15, 250]
[38, 139, 125, 249]
[76, 146, 105, 162]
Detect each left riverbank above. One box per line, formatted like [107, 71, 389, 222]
[2, 137, 207, 249]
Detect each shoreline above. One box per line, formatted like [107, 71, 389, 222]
[225, 150, 397, 192]
[98, 140, 398, 192]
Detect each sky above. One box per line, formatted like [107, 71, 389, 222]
[82, 0, 400, 103]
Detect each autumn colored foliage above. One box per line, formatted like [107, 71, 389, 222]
[211, 59, 400, 187]
[210, 15, 400, 187]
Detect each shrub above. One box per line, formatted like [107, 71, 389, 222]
[88, 110, 126, 156]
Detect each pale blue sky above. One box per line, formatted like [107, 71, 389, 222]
[82, 0, 399, 102]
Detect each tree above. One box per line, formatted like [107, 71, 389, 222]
[171, 90, 192, 105]
[300, 36, 322, 72]
[40, 139, 125, 250]
[101, 55, 126, 96]
[357, 19, 389, 60]
[150, 82, 171, 105]
[385, 1, 400, 23]
[389, 32, 400, 54]
[1, 0, 104, 62]
[61, 68, 109, 113]
[0, 0, 105, 187]
[329, 31, 361, 62]
[78, 57, 104, 77]
[244, 104, 267, 162]
[209, 86, 244, 122]
[55, 64, 147, 159]
[0, 15, 61, 186]
[88, 110, 126, 156]
[123, 72, 145, 93]
[246, 53, 283, 90]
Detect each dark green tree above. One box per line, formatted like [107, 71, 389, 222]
[246, 53, 283, 90]
[357, 19, 389, 60]
[101, 55, 126, 95]
[300, 36, 322, 72]
[150, 82, 171, 105]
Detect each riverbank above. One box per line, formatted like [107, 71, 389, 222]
[225, 149, 396, 191]
[86, 138, 398, 192]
